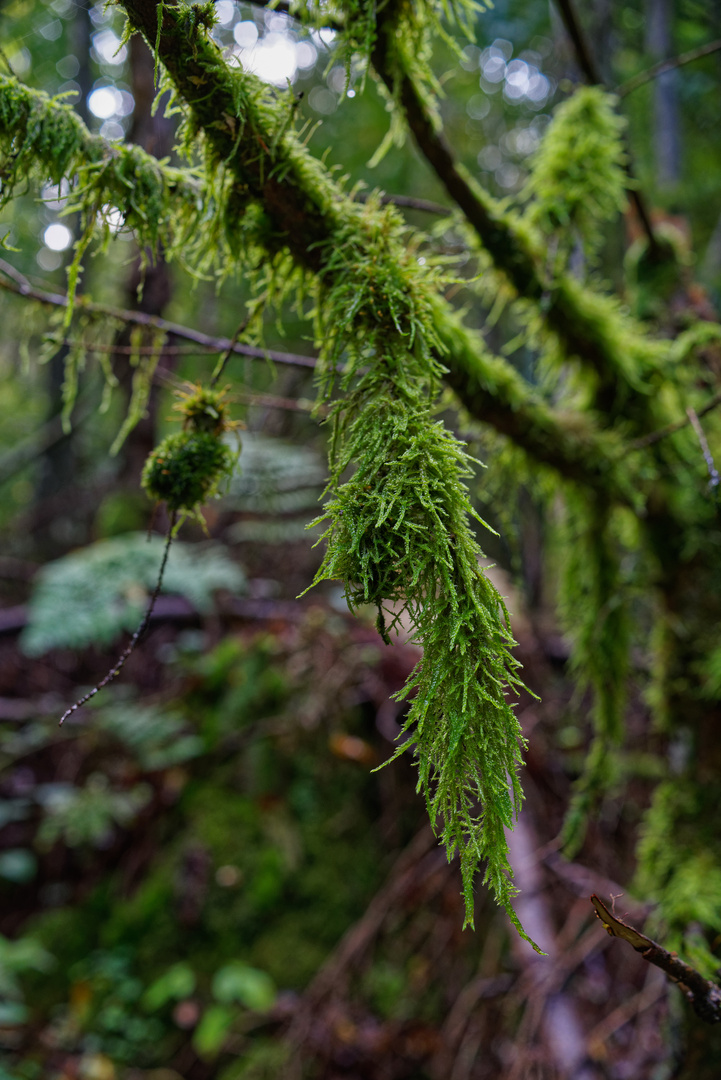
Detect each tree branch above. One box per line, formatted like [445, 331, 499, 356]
[369, 15, 666, 424]
[617, 38, 721, 99]
[21, 13, 629, 504]
[0, 257, 628, 498]
[0, 261, 318, 370]
[552, 0, 661, 255]
[591, 894, 721, 1024]
[431, 299, 637, 505]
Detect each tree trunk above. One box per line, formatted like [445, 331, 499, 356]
[646, 0, 681, 186]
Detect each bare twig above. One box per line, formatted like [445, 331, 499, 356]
[543, 850, 650, 918]
[59, 513, 177, 725]
[233, 389, 324, 415]
[211, 291, 269, 388]
[0, 260, 318, 371]
[617, 38, 721, 99]
[628, 389, 721, 451]
[686, 406, 720, 491]
[591, 894, 721, 1024]
[364, 191, 450, 216]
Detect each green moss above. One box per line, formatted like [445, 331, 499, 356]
[174, 383, 235, 435]
[141, 430, 236, 513]
[7, 0, 717, 960]
[522, 87, 628, 259]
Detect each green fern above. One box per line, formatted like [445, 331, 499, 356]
[21, 534, 245, 656]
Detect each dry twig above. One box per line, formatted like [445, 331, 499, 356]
[591, 894, 721, 1024]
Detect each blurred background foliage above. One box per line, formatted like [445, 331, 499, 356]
[0, 1, 721, 1078]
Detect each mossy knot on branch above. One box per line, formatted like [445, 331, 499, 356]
[141, 383, 239, 516]
[174, 382, 239, 435]
[142, 431, 236, 512]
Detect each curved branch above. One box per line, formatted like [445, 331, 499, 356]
[591, 895, 721, 1025]
[18, 9, 629, 506]
[617, 37, 721, 99]
[370, 14, 667, 423]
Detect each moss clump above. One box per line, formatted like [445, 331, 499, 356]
[142, 430, 235, 513]
[174, 383, 235, 436]
[142, 383, 239, 516]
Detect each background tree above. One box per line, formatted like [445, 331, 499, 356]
[1, 1, 721, 1077]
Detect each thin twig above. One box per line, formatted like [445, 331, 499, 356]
[0, 260, 318, 371]
[617, 38, 721, 98]
[211, 291, 268, 388]
[154, 364, 322, 414]
[687, 406, 720, 490]
[59, 513, 177, 725]
[234, 389, 325, 414]
[628, 389, 721, 451]
[56, 339, 211, 357]
[364, 191, 450, 216]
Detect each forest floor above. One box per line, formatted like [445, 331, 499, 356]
[0, 525, 681, 1080]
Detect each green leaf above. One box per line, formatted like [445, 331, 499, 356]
[212, 962, 276, 1011]
[142, 962, 196, 1011]
[193, 1003, 235, 1059]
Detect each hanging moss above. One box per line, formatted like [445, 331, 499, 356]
[308, 387, 532, 939]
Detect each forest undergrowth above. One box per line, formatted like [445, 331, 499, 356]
[0, 528, 676, 1079]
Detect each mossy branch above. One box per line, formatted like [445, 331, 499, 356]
[0, 73, 199, 256]
[369, 8, 669, 426]
[431, 299, 642, 506]
[0, 68, 639, 501]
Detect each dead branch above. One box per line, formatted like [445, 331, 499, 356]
[591, 894, 721, 1024]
